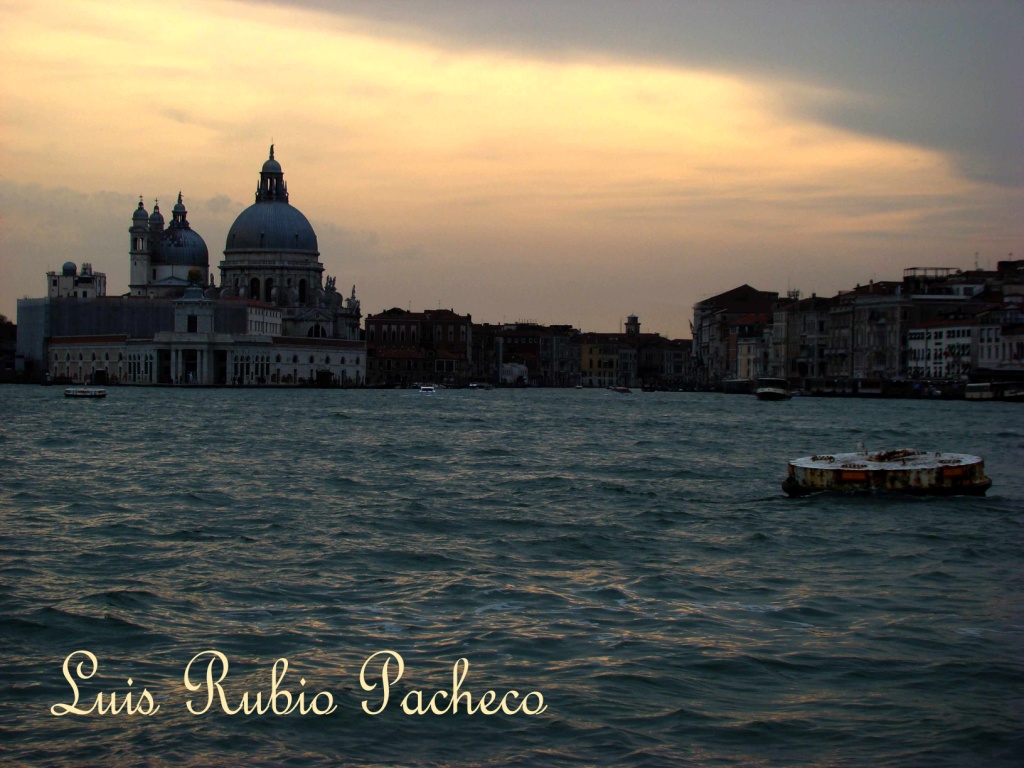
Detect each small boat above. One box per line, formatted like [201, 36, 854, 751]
[610, 386, 631, 394]
[783, 448, 991, 497]
[755, 377, 791, 401]
[419, 385, 436, 395]
[65, 386, 107, 399]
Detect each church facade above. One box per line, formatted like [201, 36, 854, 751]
[18, 148, 366, 386]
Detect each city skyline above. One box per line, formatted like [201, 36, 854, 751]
[2, 0, 1021, 338]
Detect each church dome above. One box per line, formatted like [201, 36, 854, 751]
[133, 199, 149, 221]
[62, 261, 77, 276]
[149, 203, 164, 228]
[223, 146, 319, 257]
[155, 193, 208, 267]
[157, 227, 209, 267]
[224, 202, 319, 255]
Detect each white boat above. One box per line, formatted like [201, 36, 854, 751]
[755, 377, 791, 401]
[65, 386, 107, 399]
[419, 385, 436, 395]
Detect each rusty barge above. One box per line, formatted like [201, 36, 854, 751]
[782, 448, 992, 498]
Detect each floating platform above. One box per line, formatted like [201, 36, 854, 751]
[783, 448, 991, 497]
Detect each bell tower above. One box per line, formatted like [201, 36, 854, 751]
[129, 196, 151, 296]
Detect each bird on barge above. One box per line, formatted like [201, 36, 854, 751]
[782, 448, 991, 497]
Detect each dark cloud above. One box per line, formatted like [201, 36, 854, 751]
[245, 0, 1023, 187]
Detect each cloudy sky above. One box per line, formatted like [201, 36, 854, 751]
[2, 0, 1021, 337]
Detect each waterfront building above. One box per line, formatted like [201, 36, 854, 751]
[49, 262, 107, 299]
[487, 322, 581, 387]
[769, 292, 831, 381]
[906, 319, 977, 380]
[364, 307, 472, 387]
[974, 305, 1024, 376]
[577, 333, 622, 388]
[17, 147, 365, 385]
[0, 315, 15, 382]
[691, 285, 778, 388]
[217, 146, 362, 342]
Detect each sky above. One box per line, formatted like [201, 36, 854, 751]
[1, 0, 1021, 338]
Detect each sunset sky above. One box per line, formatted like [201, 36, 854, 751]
[2, 0, 1021, 337]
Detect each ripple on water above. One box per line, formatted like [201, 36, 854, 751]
[0, 387, 1021, 767]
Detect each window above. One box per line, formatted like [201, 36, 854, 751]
[187, 314, 198, 333]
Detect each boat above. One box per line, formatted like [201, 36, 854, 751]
[782, 448, 991, 497]
[64, 386, 107, 399]
[755, 377, 791, 401]
[610, 386, 631, 394]
[419, 385, 436, 395]
[966, 382, 1024, 402]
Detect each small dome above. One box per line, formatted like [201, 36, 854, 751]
[62, 261, 77, 277]
[149, 202, 164, 227]
[133, 198, 149, 221]
[157, 227, 209, 267]
[262, 143, 282, 174]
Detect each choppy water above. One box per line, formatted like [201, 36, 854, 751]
[1, 385, 1022, 767]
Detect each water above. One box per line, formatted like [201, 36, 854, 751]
[1, 385, 1022, 767]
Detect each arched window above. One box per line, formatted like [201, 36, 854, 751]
[325, 356, 331, 364]
[250, 277, 260, 300]
[309, 355, 315, 365]
[265, 278, 274, 303]
[298, 279, 307, 304]
[276, 354, 281, 363]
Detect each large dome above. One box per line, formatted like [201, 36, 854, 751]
[224, 201, 318, 256]
[223, 145, 319, 258]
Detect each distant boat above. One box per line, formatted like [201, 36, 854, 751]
[419, 385, 436, 395]
[610, 386, 631, 394]
[755, 377, 791, 401]
[65, 386, 106, 399]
